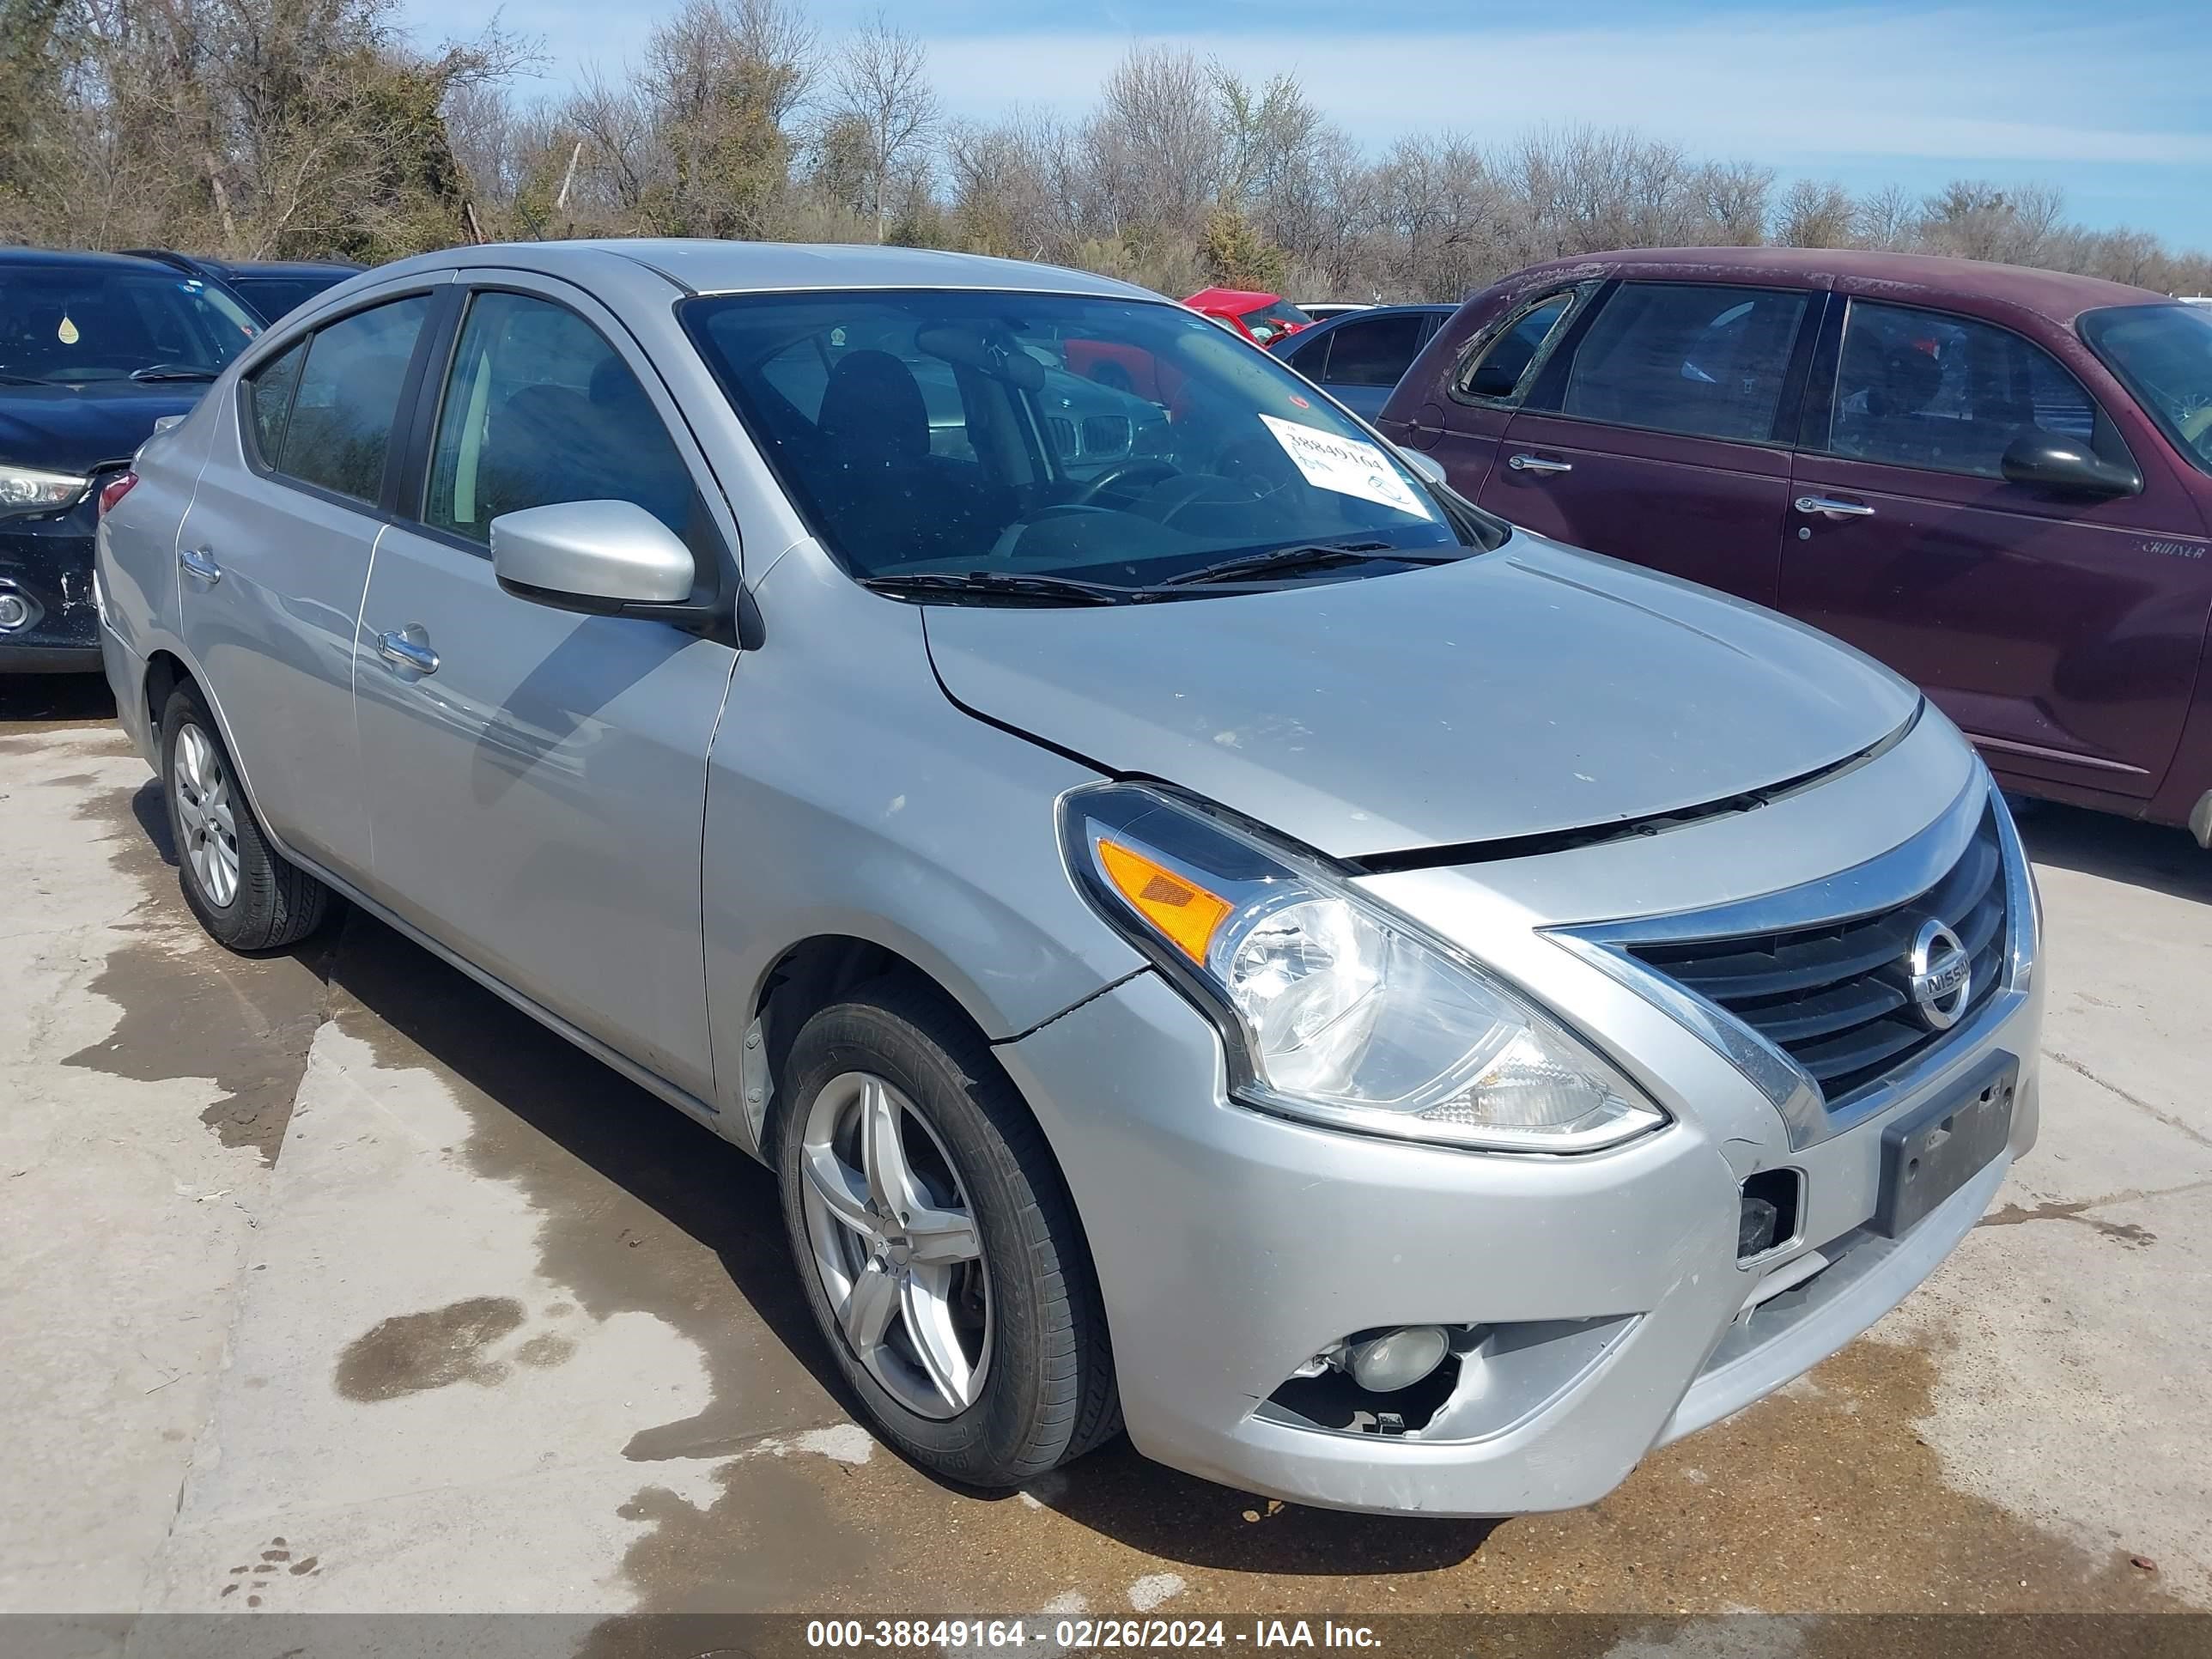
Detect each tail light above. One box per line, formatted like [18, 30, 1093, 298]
[98, 471, 138, 517]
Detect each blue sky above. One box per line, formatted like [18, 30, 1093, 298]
[410, 0, 2212, 250]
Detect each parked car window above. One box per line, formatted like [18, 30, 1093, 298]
[1455, 293, 1573, 401]
[230, 276, 343, 322]
[684, 289, 1467, 581]
[0, 263, 258, 385]
[1324, 313, 1429, 388]
[1828, 301, 2101, 478]
[273, 295, 431, 503]
[426, 291, 697, 544]
[2080, 302, 2212, 476]
[1559, 283, 1808, 442]
[1283, 330, 1332, 380]
[242, 340, 307, 466]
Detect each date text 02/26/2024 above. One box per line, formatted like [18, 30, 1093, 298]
[805, 1620, 1382, 1650]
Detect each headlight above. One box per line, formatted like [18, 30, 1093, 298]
[1060, 782, 1667, 1153]
[0, 465, 90, 517]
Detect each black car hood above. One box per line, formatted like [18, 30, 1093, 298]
[0, 380, 207, 474]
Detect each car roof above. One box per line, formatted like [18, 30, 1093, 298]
[1184, 287, 1281, 310]
[217, 258, 364, 276]
[0, 246, 187, 274]
[1494, 245, 2170, 327]
[368, 239, 1161, 302]
[1312, 303, 1455, 319]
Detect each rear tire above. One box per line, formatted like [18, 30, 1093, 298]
[775, 975, 1119, 1487]
[160, 684, 330, 951]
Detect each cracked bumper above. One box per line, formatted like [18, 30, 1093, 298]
[996, 956, 2039, 1517]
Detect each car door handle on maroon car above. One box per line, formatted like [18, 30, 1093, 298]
[178, 546, 222, 584]
[1794, 495, 1876, 520]
[1508, 453, 1573, 475]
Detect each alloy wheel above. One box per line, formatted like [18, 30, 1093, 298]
[172, 722, 240, 909]
[797, 1070, 993, 1419]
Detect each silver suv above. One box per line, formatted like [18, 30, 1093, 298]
[94, 241, 2042, 1516]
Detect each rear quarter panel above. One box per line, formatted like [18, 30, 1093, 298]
[96, 398, 218, 734]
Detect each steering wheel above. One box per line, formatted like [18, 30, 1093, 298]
[1070, 459, 1180, 507]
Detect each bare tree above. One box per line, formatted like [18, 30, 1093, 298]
[1773, 177, 1856, 248]
[11, 3, 2212, 306]
[1851, 182, 1918, 250]
[823, 9, 933, 243]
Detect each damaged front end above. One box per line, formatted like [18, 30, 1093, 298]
[1, 473, 116, 672]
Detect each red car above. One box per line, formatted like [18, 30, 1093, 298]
[1379, 246, 2212, 844]
[1182, 287, 1312, 346]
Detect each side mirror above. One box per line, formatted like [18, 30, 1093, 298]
[1395, 446, 1448, 487]
[1999, 431, 2142, 498]
[1463, 357, 1522, 400]
[491, 500, 699, 617]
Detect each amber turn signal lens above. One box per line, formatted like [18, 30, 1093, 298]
[1096, 837, 1232, 964]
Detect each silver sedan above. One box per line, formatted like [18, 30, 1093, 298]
[94, 240, 2041, 1516]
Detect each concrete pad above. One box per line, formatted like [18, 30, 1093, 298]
[1895, 1183, 2212, 1604]
[0, 731, 321, 1613]
[3, 707, 2209, 1621]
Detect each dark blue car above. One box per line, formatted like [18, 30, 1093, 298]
[1269, 304, 1455, 419]
[122, 250, 363, 325]
[2, 249, 262, 671]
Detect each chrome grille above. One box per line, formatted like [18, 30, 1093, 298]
[1626, 807, 2007, 1102]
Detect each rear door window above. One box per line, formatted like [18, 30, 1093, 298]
[1827, 300, 2101, 477]
[1322, 313, 1429, 387]
[1559, 282, 1808, 442]
[1455, 292, 1574, 402]
[271, 295, 432, 503]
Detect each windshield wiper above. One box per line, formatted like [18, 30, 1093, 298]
[0, 371, 46, 385]
[1153, 541, 1466, 588]
[860, 569, 1131, 606]
[129, 364, 219, 382]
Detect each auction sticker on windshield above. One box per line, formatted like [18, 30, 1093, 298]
[1258, 414, 1431, 518]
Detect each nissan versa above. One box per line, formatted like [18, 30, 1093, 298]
[94, 241, 2042, 1516]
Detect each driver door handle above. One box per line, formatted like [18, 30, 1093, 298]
[1508, 453, 1573, 475]
[374, 627, 440, 677]
[1795, 495, 1876, 520]
[179, 546, 222, 584]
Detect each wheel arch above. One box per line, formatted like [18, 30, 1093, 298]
[138, 644, 289, 865]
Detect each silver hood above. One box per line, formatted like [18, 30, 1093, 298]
[922, 534, 1922, 860]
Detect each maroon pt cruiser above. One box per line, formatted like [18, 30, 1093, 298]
[1378, 246, 2212, 844]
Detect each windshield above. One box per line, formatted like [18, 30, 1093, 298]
[2081, 303, 2212, 475]
[1237, 299, 1311, 344]
[684, 289, 1479, 598]
[0, 264, 258, 384]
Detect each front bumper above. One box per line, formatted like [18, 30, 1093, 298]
[997, 778, 2043, 1517]
[1004, 968, 2037, 1516]
[2, 498, 100, 672]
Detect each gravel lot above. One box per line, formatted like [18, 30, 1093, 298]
[3, 673, 2206, 1634]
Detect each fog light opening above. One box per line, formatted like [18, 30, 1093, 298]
[0, 588, 33, 633]
[1262, 1325, 1474, 1437]
[1739, 1168, 1803, 1263]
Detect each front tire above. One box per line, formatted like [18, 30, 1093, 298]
[160, 684, 330, 951]
[775, 976, 1119, 1486]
